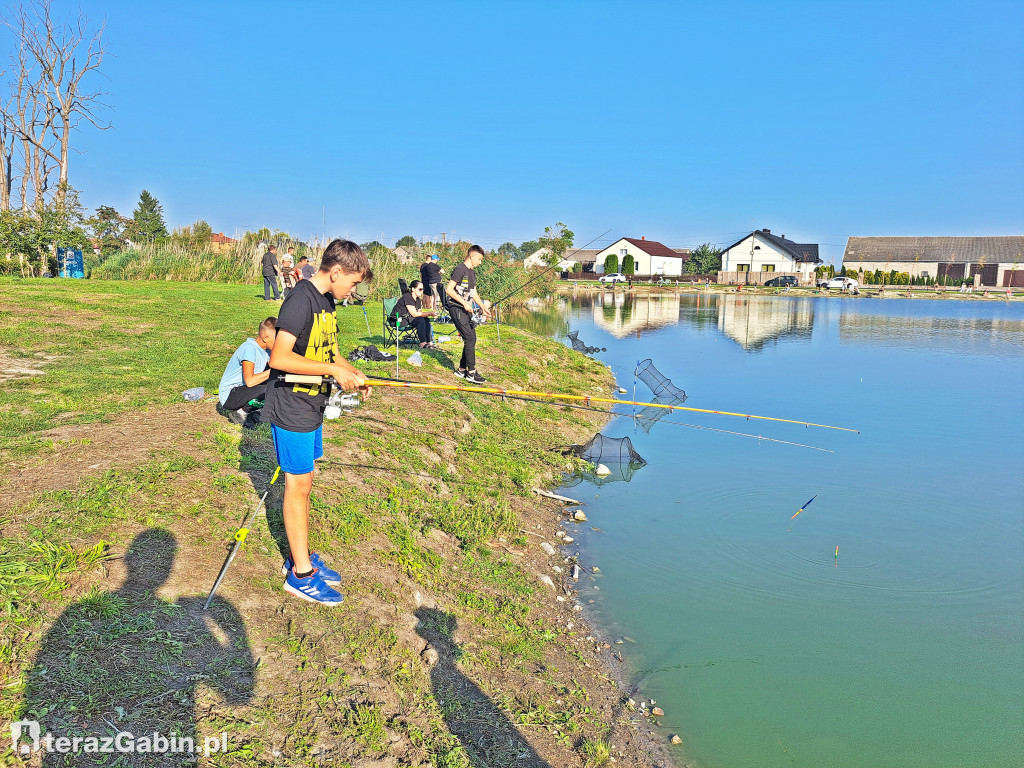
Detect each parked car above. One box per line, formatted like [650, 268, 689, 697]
[824, 276, 859, 290]
[599, 273, 627, 284]
[764, 275, 798, 287]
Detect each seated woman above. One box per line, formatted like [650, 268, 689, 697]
[390, 280, 437, 349]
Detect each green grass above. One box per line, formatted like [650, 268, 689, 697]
[0, 277, 630, 767]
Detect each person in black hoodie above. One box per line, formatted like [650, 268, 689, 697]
[420, 253, 443, 309]
[261, 244, 282, 300]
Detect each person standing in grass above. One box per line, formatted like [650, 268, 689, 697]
[446, 244, 491, 384]
[262, 244, 282, 301]
[281, 252, 297, 298]
[263, 239, 373, 606]
[218, 317, 277, 424]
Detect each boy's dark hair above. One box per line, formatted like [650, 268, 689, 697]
[268, 244, 277, 252]
[260, 317, 277, 333]
[320, 239, 371, 277]
[410, 279, 422, 290]
[467, 244, 485, 258]
[298, 255, 308, 263]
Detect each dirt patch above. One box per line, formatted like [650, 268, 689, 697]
[0, 350, 59, 384]
[1, 400, 225, 513]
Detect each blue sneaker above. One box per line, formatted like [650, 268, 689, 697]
[282, 568, 344, 606]
[282, 552, 342, 585]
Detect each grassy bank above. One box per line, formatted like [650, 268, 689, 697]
[0, 278, 671, 767]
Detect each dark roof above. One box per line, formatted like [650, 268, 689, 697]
[561, 249, 601, 262]
[623, 238, 690, 261]
[721, 229, 821, 264]
[843, 236, 1024, 264]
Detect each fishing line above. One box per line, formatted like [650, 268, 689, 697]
[491, 229, 614, 308]
[357, 374, 837, 450]
[359, 377, 859, 433]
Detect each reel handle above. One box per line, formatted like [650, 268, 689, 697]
[283, 374, 326, 385]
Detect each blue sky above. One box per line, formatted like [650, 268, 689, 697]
[34, 0, 1024, 263]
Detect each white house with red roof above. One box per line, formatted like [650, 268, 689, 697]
[593, 237, 690, 276]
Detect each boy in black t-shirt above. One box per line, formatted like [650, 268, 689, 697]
[389, 280, 437, 348]
[264, 239, 372, 606]
[445, 244, 491, 384]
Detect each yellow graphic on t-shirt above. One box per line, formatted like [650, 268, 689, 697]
[292, 308, 337, 396]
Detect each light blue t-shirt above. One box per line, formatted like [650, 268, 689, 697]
[218, 338, 269, 405]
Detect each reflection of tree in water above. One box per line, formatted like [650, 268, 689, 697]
[499, 302, 573, 339]
[415, 608, 553, 768]
[621, 294, 634, 325]
[19, 529, 255, 766]
[601, 296, 617, 323]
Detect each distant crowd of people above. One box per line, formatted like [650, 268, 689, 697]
[260, 245, 317, 301]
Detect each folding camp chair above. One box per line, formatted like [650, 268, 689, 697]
[382, 296, 419, 350]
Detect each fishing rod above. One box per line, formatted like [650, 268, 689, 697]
[205, 466, 280, 610]
[491, 228, 613, 308]
[364, 378, 858, 433]
[283, 374, 859, 433]
[379, 377, 834, 451]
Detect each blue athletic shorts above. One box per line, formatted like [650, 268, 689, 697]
[271, 424, 323, 475]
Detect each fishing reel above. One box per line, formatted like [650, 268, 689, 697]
[283, 374, 362, 419]
[324, 388, 361, 419]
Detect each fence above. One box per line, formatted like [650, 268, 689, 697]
[717, 270, 808, 286]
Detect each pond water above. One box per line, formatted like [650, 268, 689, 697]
[505, 292, 1024, 768]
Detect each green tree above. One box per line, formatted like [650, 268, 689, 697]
[517, 240, 540, 260]
[88, 205, 128, 257]
[129, 190, 168, 243]
[396, 235, 416, 247]
[497, 242, 518, 259]
[0, 187, 89, 274]
[192, 220, 213, 249]
[538, 222, 574, 266]
[603, 253, 619, 274]
[685, 243, 723, 274]
[621, 254, 635, 275]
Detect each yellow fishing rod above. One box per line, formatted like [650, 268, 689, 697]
[284, 374, 859, 433]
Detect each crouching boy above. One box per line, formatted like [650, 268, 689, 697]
[262, 239, 372, 605]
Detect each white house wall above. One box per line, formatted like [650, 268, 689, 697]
[594, 238, 682, 276]
[721, 234, 799, 273]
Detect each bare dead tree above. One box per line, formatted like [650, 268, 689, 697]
[1, 0, 109, 209]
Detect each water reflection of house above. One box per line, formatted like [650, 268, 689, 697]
[839, 312, 1024, 351]
[717, 296, 815, 349]
[592, 293, 681, 337]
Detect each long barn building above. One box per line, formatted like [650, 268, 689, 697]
[842, 236, 1024, 287]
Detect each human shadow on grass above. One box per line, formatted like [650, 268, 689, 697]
[415, 608, 553, 768]
[17, 529, 256, 766]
